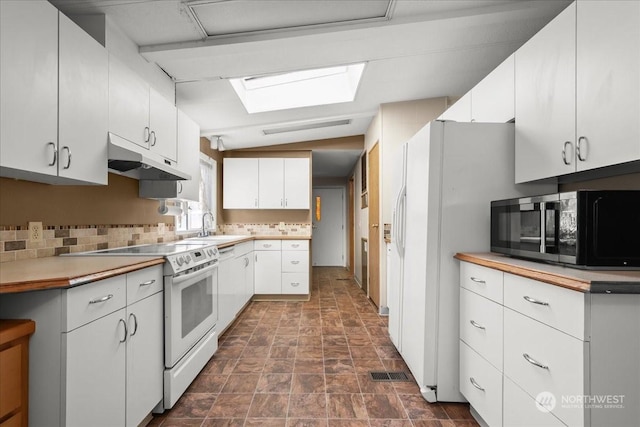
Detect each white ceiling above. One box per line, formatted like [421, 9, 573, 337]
[50, 0, 571, 177]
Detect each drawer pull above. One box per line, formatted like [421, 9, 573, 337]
[140, 279, 156, 287]
[470, 320, 486, 330]
[291, 282, 300, 287]
[469, 377, 485, 392]
[523, 353, 549, 370]
[523, 295, 549, 306]
[291, 260, 300, 265]
[118, 318, 128, 343]
[89, 294, 114, 304]
[470, 277, 486, 284]
[263, 244, 272, 248]
[292, 244, 300, 248]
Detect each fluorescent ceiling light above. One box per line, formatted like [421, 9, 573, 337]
[230, 63, 365, 113]
[263, 119, 352, 135]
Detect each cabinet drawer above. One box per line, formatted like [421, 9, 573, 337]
[282, 251, 309, 273]
[503, 376, 567, 427]
[282, 240, 308, 251]
[504, 308, 587, 427]
[460, 341, 503, 427]
[65, 275, 126, 331]
[460, 288, 503, 371]
[504, 273, 586, 339]
[126, 265, 163, 304]
[460, 262, 503, 304]
[254, 240, 281, 251]
[282, 273, 309, 294]
[234, 241, 253, 256]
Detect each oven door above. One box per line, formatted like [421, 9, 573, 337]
[165, 262, 218, 368]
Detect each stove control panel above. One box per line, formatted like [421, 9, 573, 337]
[166, 245, 219, 274]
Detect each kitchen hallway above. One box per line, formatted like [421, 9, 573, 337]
[151, 267, 478, 427]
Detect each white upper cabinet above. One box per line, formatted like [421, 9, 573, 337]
[223, 157, 310, 209]
[515, 1, 640, 183]
[223, 158, 259, 209]
[259, 158, 286, 208]
[58, 12, 108, 185]
[0, 0, 58, 178]
[284, 158, 310, 209]
[109, 55, 151, 150]
[471, 54, 515, 123]
[438, 92, 472, 122]
[0, 1, 108, 185]
[149, 88, 177, 162]
[175, 110, 201, 201]
[109, 56, 178, 163]
[515, 2, 576, 183]
[575, 0, 640, 172]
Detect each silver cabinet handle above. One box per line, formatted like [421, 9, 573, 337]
[144, 126, 150, 142]
[47, 142, 57, 166]
[291, 282, 300, 287]
[562, 141, 572, 165]
[285, 198, 288, 207]
[470, 277, 485, 284]
[292, 244, 299, 248]
[118, 318, 128, 343]
[128, 313, 138, 337]
[281, 198, 284, 207]
[61, 146, 72, 169]
[89, 294, 114, 304]
[177, 182, 183, 194]
[470, 320, 485, 330]
[523, 295, 549, 306]
[150, 130, 157, 146]
[577, 136, 588, 161]
[140, 279, 155, 287]
[291, 260, 300, 265]
[244, 257, 249, 267]
[263, 244, 272, 248]
[523, 353, 549, 370]
[469, 377, 485, 392]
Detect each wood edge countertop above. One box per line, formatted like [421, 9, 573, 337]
[0, 256, 165, 294]
[455, 252, 640, 293]
[0, 319, 36, 345]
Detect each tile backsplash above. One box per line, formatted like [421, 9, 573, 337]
[0, 222, 311, 262]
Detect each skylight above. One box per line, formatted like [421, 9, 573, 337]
[229, 63, 365, 113]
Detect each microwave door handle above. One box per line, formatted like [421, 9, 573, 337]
[540, 202, 546, 254]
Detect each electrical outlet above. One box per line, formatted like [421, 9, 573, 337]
[29, 221, 43, 242]
[278, 221, 285, 231]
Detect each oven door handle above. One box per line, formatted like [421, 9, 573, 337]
[172, 262, 218, 285]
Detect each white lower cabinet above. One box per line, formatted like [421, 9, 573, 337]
[62, 266, 164, 427]
[233, 242, 254, 308]
[460, 342, 503, 427]
[217, 248, 236, 333]
[254, 240, 310, 295]
[459, 260, 640, 427]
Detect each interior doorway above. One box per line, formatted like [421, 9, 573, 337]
[311, 187, 345, 266]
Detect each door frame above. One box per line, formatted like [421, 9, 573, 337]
[368, 142, 381, 308]
[348, 177, 355, 275]
[311, 186, 347, 267]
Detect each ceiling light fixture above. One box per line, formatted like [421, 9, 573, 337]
[263, 119, 352, 135]
[229, 62, 366, 114]
[210, 135, 224, 151]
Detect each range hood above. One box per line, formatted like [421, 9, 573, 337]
[108, 133, 190, 181]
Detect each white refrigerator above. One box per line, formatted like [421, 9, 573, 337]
[388, 121, 555, 402]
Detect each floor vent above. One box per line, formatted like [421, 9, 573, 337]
[369, 371, 410, 382]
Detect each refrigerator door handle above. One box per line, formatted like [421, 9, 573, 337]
[395, 187, 407, 256]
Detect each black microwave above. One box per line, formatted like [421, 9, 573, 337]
[490, 190, 640, 268]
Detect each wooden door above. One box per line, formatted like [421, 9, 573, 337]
[348, 177, 355, 275]
[368, 143, 380, 308]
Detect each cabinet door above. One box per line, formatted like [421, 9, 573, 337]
[259, 158, 285, 208]
[149, 88, 177, 162]
[58, 13, 108, 185]
[284, 158, 310, 209]
[254, 251, 282, 294]
[0, 0, 58, 177]
[515, 2, 576, 183]
[176, 110, 201, 201]
[471, 54, 515, 123]
[223, 158, 259, 209]
[244, 253, 255, 305]
[576, 1, 640, 171]
[108, 55, 150, 149]
[218, 257, 236, 332]
[64, 309, 126, 427]
[126, 292, 163, 427]
[438, 92, 471, 122]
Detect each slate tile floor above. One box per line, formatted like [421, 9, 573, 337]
[150, 267, 479, 427]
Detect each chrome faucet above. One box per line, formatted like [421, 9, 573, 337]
[199, 211, 214, 237]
